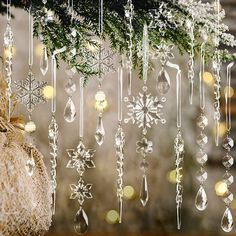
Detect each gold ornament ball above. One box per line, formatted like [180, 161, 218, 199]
[25, 121, 36, 133]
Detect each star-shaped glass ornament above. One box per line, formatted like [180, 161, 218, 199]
[70, 178, 93, 205]
[136, 137, 153, 156]
[66, 141, 95, 176]
[124, 87, 166, 134]
[14, 71, 47, 113]
[89, 47, 116, 74]
[151, 44, 174, 64]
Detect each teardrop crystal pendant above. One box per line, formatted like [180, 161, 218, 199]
[221, 207, 233, 232]
[195, 185, 208, 211]
[40, 46, 49, 76]
[25, 158, 35, 177]
[64, 97, 76, 123]
[156, 69, 170, 95]
[95, 114, 105, 146]
[140, 174, 149, 206]
[74, 208, 89, 235]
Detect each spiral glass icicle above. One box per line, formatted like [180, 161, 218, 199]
[220, 62, 234, 233]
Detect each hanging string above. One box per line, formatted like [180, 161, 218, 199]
[28, 7, 34, 67]
[98, 0, 104, 83]
[226, 62, 234, 132]
[199, 43, 205, 110]
[79, 77, 84, 140]
[118, 67, 123, 123]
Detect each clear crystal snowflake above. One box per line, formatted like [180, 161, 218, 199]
[67, 141, 95, 176]
[151, 44, 174, 64]
[89, 47, 116, 74]
[124, 87, 166, 133]
[70, 178, 93, 205]
[136, 137, 153, 156]
[14, 71, 47, 113]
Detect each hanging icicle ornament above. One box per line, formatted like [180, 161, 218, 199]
[115, 66, 125, 223]
[212, 0, 222, 147]
[124, 0, 134, 96]
[49, 47, 66, 215]
[15, 6, 47, 177]
[195, 29, 208, 212]
[186, 17, 195, 104]
[66, 77, 96, 235]
[3, 0, 13, 122]
[94, 0, 106, 146]
[125, 24, 166, 206]
[220, 62, 234, 233]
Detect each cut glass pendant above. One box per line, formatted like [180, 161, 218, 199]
[196, 133, 208, 147]
[64, 97, 76, 123]
[223, 173, 234, 186]
[195, 186, 208, 211]
[95, 115, 105, 146]
[221, 207, 233, 233]
[196, 151, 208, 165]
[74, 208, 89, 235]
[156, 69, 170, 95]
[222, 137, 234, 151]
[196, 169, 208, 183]
[40, 47, 49, 76]
[197, 114, 208, 130]
[140, 174, 149, 207]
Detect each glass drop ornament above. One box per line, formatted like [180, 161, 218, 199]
[156, 69, 170, 95]
[95, 115, 105, 146]
[64, 97, 76, 123]
[195, 186, 208, 211]
[140, 174, 149, 207]
[221, 207, 233, 232]
[74, 208, 89, 235]
[40, 47, 49, 76]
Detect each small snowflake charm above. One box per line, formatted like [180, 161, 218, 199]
[124, 87, 166, 134]
[70, 178, 93, 205]
[136, 137, 153, 156]
[67, 141, 96, 176]
[15, 71, 47, 113]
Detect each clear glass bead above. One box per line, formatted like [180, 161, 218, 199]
[223, 192, 234, 205]
[196, 169, 208, 183]
[140, 160, 149, 172]
[223, 173, 234, 186]
[197, 114, 208, 129]
[196, 133, 208, 147]
[222, 137, 234, 151]
[65, 79, 76, 96]
[196, 151, 208, 165]
[222, 153, 234, 168]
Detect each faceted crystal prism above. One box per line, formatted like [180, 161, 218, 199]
[196, 151, 208, 165]
[140, 159, 149, 172]
[197, 114, 208, 130]
[222, 137, 234, 151]
[196, 169, 208, 183]
[196, 133, 208, 147]
[140, 174, 149, 207]
[156, 69, 170, 95]
[221, 207, 233, 233]
[95, 115, 105, 146]
[40, 47, 49, 76]
[64, 98, 76, 123]
[223, 192, 234, 205]
[195, 186, 208, 211]
[74, 208, 89, 235]
[25, 158, 35, 177]
[65, 79, 76, 96]
[222, 153, 234, 168]
[223, 173, 234, 186]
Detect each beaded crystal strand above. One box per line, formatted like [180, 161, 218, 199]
[195, 29, 208, 212]
[220, 62, 234, 233]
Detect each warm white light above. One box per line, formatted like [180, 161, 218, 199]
[95, 90, 106, 102]
[43, 86, 55, 100]
[35, 43, 44, 58]
[203, 72, 214, 86]
[95, 99, 108, 112]
[215, 181, 228, 197]
[224, 86, 234, 98]
[4, 46, 16, 58]
[123, 185, 136, 200]
[105, 210, 119, 224]
[167, 169, 177, 184]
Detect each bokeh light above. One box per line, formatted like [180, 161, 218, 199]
[4, 46, 16, 58]
[224, 86, 234, 98]
[123, 185, 136, 200]
[167, 169, 177, 184]
[215, 181, 228, 197]
[203, 72, 214, 86]
[35, 43, 44, 58]
[105, 210, 119, 224]
[43, 85, 55, 100]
